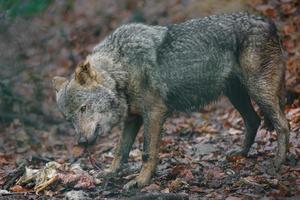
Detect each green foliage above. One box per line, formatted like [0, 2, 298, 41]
[0, 0, 52, 18]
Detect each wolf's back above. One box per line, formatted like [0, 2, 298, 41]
[155, 12, 280, 110]
[89, 12, 280, 111]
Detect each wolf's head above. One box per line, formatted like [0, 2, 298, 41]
[53, 61, 126, 146]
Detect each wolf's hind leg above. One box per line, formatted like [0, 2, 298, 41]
[248, 84, 289, 169]
[241, 38, 289, 169]
[239, 30, 289, 169]
[226, 78, 261, 156]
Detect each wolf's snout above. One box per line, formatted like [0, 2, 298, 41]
[78, 136, 88, 146]
[77, 134, 97, 146]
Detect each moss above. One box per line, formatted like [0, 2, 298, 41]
[0, 0, 52, 18]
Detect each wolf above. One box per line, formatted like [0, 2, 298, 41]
[53, 12, 289, 189]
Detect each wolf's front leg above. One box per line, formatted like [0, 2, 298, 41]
[102, 115, 143, 178]
[123, 106, 166, 189]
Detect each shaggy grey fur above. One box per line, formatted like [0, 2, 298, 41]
[88, 12, 280, 111]
[54, 12, 289, 189]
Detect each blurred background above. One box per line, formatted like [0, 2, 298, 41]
[0, 0, 299, 198]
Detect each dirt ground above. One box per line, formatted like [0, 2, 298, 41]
[0, 0, 299, 199]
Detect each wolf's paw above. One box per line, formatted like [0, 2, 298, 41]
[123, 177, 150, 190]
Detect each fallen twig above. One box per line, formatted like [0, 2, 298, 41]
[85, 148, 102, 170]
[3, 162, 26, 190]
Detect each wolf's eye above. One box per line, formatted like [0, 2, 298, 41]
[80, 105, 87, 113]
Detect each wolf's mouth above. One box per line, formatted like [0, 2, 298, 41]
[77, 125, 100, 146]
[94, 124, 101, 137]
[88, 124, 100, 145]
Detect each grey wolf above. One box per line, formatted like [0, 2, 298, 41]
[53, 12, 289, 189]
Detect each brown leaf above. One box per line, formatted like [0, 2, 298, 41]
[194, 124, 218, 134]
[280, 3, 296, 15]
[282, 38, 296, 53]
[170, 165, 185, 177]
[58, 171, 95, 189]
[249, 0, 264, 7]
[169, 178, 184, 192]
[180, 168, 194, 181]
[141, 183, 160, 192]
[0, 155, 11, 165]
[282, 23, 296, 35]
[256, 5, 277, 18]
[10, 185, 33, 193]
[293, 16, 300, 29]
[71, 145, 84, 157]
[226, 155, 245, 163]
[189, 186, 203, 193]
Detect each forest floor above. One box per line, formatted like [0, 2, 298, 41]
[1, 99, 300, 199]
[0, 0, 299, 199]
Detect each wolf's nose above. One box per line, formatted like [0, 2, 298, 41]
[78, 136, 88, 146]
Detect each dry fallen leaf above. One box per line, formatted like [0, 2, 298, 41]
[141, 183, 160, 192]
[169, 178, 184, 192]
[280, 3, 297, 15]
[255, 5, 277, 18]
[10, 185, 33, 193]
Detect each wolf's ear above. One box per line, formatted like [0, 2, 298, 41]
[75, 61, 101, 86]
[52, 76, 68, 92]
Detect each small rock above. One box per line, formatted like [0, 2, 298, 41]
[192, 143, 217, 156]
[64, 190, 91, 200]
[0, 190, 10, 194]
